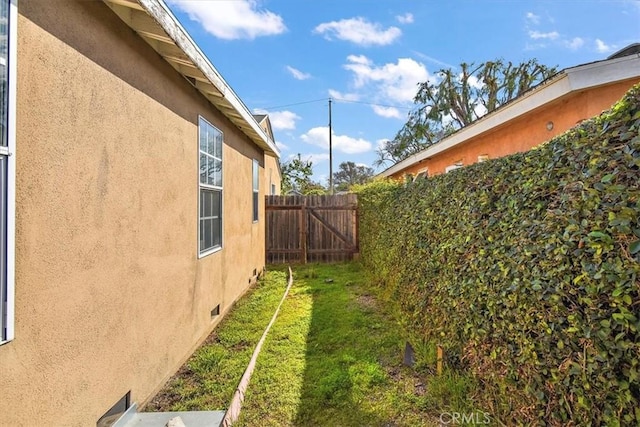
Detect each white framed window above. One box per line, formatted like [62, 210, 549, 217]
[252, 159, 259, 222]
[198, 117, 223, 257]
[1, 0, 17, 345]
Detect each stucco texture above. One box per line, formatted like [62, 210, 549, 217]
[391, 79, 640, 178]
[0, 1, 269, 425]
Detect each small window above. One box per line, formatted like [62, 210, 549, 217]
[252, 159, 259, 222]
[477, 155, 489, 163]
[1, 0, 16, 344]
[271, 183, 276, 195]
[199, 117, 223, 256]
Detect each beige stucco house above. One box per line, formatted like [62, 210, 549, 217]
[254, 114, 282, 196]
[0, 0, 281, 425]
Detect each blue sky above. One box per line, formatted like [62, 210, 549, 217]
[165, 0, 640, 183]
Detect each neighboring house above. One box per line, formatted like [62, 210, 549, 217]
[0, 0, 280, 425]
[254, 114, 282, 196]
[380, 45, 640, 179]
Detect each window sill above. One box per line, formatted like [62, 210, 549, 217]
[198, 246, 222, 259]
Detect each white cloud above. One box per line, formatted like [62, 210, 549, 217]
[328, 89, 360, 101]
[313, 17, 401, 46]
[376, 139, 389, 150]
[275, 141, 289, 151]
[301, 126, 373, 154]
[595, 38, 615, 53]
[343, 55, 430, 104]
[465, 75, 484, 90]
[372, 105, 402, 119]
[286, 65, 311, 80]
[564, 37, 585, 50]
[307, 153, 330, 164]
[287, 152, 330, 166]
[254, 109, 300, 131]
[529, 30, 559, 40]
[166, 0, 286, 40]
[269, 111, 301, 131]
[396, 13, 414, 24]
[526, 12, 541, 25]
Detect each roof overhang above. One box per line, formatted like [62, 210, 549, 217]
[380, 53, 640, 178]
[101, 0, 280, 158]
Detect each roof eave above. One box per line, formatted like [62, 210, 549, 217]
[101, 0, 280, 158]
[379, 53, 640, 178]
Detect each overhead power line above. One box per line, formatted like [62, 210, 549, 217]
[259, 97, 414, 111]
[332, 98, 414, 110]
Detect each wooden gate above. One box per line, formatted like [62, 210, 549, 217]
[265, 194, 358, 264]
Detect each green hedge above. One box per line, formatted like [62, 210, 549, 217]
[358, 84, 640, 425]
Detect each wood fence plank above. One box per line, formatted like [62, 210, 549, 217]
[265, 194, 358, 264]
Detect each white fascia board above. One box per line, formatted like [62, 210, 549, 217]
[565, 54, 640, 92]
[131, 0, 280, 158]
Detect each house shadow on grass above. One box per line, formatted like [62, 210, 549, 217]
[292, 263, 405, 427]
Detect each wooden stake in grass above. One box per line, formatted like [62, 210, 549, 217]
[436, 345, 443, 376]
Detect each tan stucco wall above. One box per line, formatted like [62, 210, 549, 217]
[391, 79, 640, 178]
[264, 154, 281, 195]
[0, 1, 269, 425]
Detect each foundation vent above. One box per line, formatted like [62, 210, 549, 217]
[211, 304, 220, 319]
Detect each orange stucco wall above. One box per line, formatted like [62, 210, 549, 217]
[0, 1, 272, 425]
[392, 79, 639, 178]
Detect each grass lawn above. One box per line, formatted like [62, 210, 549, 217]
[146, 262, 480, 426]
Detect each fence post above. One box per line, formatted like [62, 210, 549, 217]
[300, 198, 307, 264]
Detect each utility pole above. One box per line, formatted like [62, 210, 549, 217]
[328, 98, 333, 195]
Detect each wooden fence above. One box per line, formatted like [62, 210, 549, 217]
[265, 194, 358, 264]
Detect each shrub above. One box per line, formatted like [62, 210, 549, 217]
[357, 84, 640, 425]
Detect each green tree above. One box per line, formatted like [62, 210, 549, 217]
[280, 154, 327, 195]
[376, 59, 557, 167]
[332, 161, 374, 192]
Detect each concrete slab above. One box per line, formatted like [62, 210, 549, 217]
[113, 404, 225, 427]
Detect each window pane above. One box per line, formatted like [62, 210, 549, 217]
[252, 160, 259, 190]
[200, 190, 205, 218]
[207, 126, 215, 155]
[203, 218, 212, 250]
[199, 153, 207, 184]
[208, 158, 222, 187]
[215, 132, 223, 158]
[203, 190, 212, 217]
[253, 192, 258, 221]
